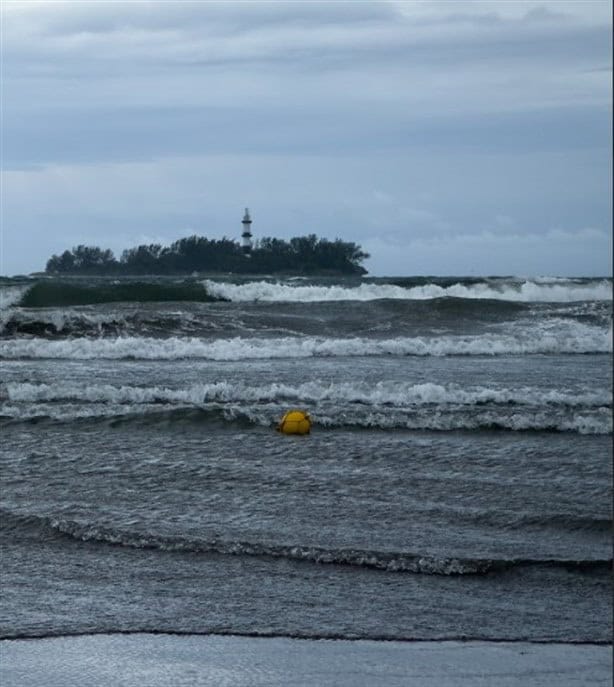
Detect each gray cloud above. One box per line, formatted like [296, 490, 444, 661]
[1, 1, 611, 276]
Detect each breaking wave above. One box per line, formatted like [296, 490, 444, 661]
[3, 510, 610, 577]
[2, 278, 610, 314]
[1, 324, 610, 360]
[0, 284, 31, 310]
[0, 284, 33, 331]
[203, 278, 613, 303]
[6, 380, 611, 408]
[3, 381, 611, 434]
[0, 308, 212, 338]
[2, 405, 609, 434]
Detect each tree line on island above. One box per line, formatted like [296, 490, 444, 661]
[45, 234, 369, 276]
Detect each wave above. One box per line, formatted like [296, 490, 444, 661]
[2, 302, 610, 344]
[2, 405, 609, 434]
[3, 510, 610, 577]
[3, 382, 611, 434]
[0, 309, 211, 338]
[2, 310, 129, 338]
[1, 322, 611, 361]
[0, 297, 526, 338]
[3, 301, 610, 344]
[0, 284, 31, 310]
[6, 380, 611, 409]
[9, 281, 225, 308]
[0, 284, 34, 331]
[202, 279, 613, 303]
[2, 278, 610, 312]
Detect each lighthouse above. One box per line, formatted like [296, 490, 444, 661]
[241, 208, 253, 256]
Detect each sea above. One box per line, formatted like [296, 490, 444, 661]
[0, 274, 612, 644]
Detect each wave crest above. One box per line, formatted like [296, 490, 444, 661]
[6, 380, 611, 409]
[3, 381, 611, 434]
[1, 323, 610, 361]
[3, 511, 610, 576]
[203, 278, 613, 303]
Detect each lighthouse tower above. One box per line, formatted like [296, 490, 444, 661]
[241, 208, 253, 256]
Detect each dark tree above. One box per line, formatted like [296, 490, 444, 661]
[121, 244, 167, 274]
[46, 249, 75, 273]
[45, 234, 369, 275]
[46, 246, 118, 274]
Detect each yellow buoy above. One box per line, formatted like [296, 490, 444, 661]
[277, 409, 311, 435]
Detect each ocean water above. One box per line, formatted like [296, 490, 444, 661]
[0, 275, 612, 642]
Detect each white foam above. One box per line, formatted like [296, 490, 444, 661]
[6, 381, 611, 409]
[0, 285, 31, 310]
[203, 279, 613, 303]
[2, 403, 609, 434]
[0, 285, 33, 330]
[1, 309, 116, 334]
[1, 321, 610, 361]
[319, 409, 612, 435]
[5, 381, 610, 433]
[0, 402, 154, 422]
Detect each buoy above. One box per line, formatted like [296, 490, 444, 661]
[277, 409, 311, 435]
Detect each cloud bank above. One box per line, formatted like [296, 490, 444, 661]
[1, 0, 612, 276]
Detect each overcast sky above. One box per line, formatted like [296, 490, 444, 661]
[1, 0, 612, 276]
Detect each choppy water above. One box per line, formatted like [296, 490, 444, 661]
[0, 275, 611, 641]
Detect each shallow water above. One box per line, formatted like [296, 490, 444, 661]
[1, 636, 612, 687]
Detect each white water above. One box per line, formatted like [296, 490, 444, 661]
[0, 285, 33, 330]
[6, 380, 610, 409]
[1, 402, 610, 434]
[1, 322, 610, 360]
[0, 285, 30, 310]
[4, 381, 611, 434]
[203, 279, 613, 303]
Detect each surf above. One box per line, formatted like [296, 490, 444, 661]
[2, 324, 610, 360]
[202, 278, 613, 303]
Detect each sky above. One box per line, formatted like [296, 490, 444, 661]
[1, 0, 612, 277]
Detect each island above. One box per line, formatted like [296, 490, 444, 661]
[44, 234, 370, 276]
